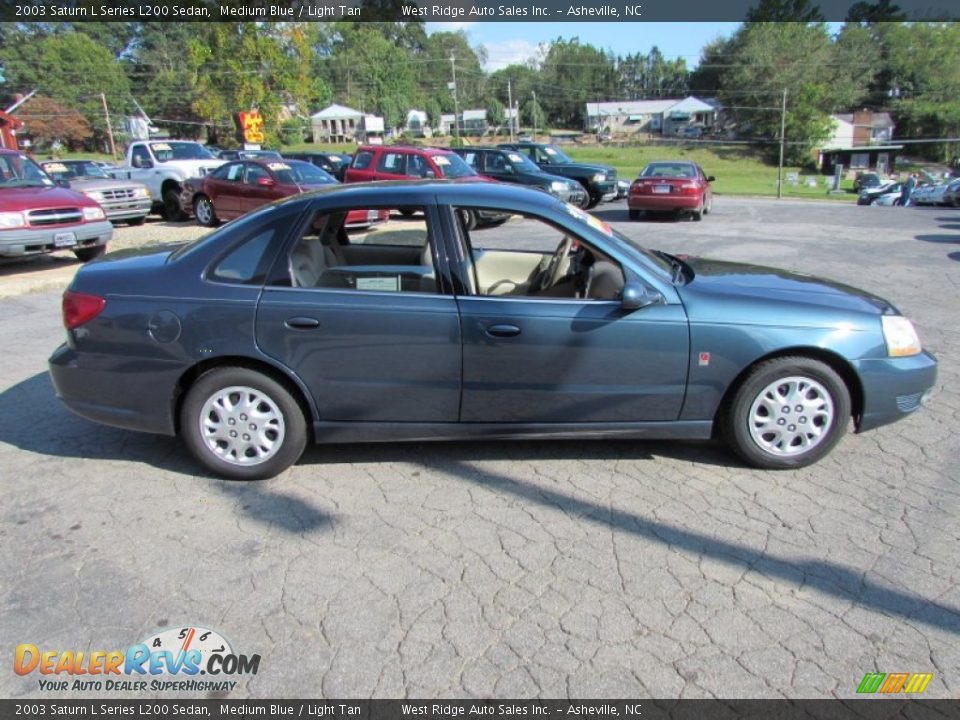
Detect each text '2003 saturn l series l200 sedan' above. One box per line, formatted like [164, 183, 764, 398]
[49, 181, 936, 480]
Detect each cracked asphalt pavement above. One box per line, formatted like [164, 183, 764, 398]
[0, 197, 958, 699]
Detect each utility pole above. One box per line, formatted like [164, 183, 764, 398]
[449, 55, 459, 143]
[100, 93, 117, 160]
[507, 79, 514, 142]
[531, 90, 537, 140]
[777, 88, 787, 199]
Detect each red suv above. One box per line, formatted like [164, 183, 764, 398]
[345, 145, 483, 183]
[0, 149, 112, 262]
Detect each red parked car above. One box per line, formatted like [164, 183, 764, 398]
[628, 161, 714, 221]
[345, 145, 482, 183]
[0, 149, 112, 263]
[180, 159, 387, 228]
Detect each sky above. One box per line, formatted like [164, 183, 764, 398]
[426, 22, 743, 72]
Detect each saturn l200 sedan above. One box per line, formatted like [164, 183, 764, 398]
[49, 181, 936, 480]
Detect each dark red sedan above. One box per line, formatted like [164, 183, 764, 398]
[628, 161, 714, 221]
[181, 159, 387, 228]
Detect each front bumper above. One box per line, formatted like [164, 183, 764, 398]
[0, 221, 113, 258]
[48, 343, 180, 436]
[100, 198, 152, 221]
[551, 186, 588, 206]
[854, 350, 938, 432]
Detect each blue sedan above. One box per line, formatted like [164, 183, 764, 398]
[49, 182, 937, 480]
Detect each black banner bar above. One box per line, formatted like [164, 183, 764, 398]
[2, 700, 960, 720]
[2, 0, 957, 23]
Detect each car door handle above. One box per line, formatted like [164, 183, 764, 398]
[485, 323, 521, 338]
[284, 316, 320, 330]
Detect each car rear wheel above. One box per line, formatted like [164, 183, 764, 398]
[193, 195, 218, 227]
[691, 201, 704, 221]
[181, 367, 307, 480]
[163, 187, 186, 221]
[723, 356, 850, 469]
[74, 245, 106, 263]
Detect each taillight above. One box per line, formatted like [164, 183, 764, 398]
[680, 183, 700, 195]
[63, 290, 106, 330]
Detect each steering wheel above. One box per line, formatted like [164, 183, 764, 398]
[536, 236, 574, 292]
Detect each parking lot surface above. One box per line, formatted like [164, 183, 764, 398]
[1, 197, 958, 699]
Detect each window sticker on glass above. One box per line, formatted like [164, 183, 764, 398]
[508, 154, 525, 163]
[563, 202, 613, 236]
[152, 143, 172, 151]
[357, 276, 400, 292]
[267, 163, 290, 171]
[544, 147, 557, 155]
[43, 163, 69, 173]
[433, 156, 450, 166]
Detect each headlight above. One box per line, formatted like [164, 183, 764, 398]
[83, 206, 106, 222]
[592, 172, 606, 182]
[881, 315, 921, 357]
[133, 186, 150, 198]
[84, 190, 104, 202]
[0, 211, 26, 230]
[550, 180, 568, 192]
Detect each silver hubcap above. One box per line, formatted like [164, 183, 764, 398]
[748, 375, 833, 456]
[199, 386, 285, 466]
[196, 199, 212, 224]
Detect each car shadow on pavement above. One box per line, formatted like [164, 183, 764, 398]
[431, 458, 960, 635]
[591, 207, 692, 224]
[0, 371, 333, 534]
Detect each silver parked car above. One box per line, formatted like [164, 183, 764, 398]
[40, 160, 152, 225]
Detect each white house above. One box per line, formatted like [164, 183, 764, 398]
[439, 114, 456, 135]
[585, 96, 717, 135]
[405, 110, 429, 137]
[461, 109, 488, 136]
[825, 111, 895, 148]
[311, 103, 363, 144]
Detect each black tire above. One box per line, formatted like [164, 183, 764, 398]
[74, 245, 106, 262]
[586, 193, 602, 209]
[127, 216, 147, 226]
[691, 201, 703, 221]
[193, 194, 219, 227]
[723, 356, 850, 469]
[628, 209, 641, 221]
[703, 195, 712, 215]
[180, 367, 308, 481]
[163, 187, 186, 221]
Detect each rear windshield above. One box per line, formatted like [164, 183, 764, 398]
[640, 163, 697, 178]
[269, 161, 336, 186]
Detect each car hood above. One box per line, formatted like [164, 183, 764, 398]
[66, 178, 146, 192]
[0, 185, 99, 211]
[546, 162, 615, 176]
[677, 256, 897, 316]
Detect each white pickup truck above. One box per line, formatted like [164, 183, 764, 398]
[112, 141, 224, 220]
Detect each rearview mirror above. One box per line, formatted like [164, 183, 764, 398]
[621, 281, 662, 311]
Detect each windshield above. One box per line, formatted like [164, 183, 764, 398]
[149, 142, 215, 162]
[0, 153, 55, 188]
[505, 152, 541, 174]
[559, 201, 674, 278]
[269, 161, 336, 186]
[541, 146, 573, 164]
[41, 160, 109, 180]
[433, 153, 477, 179]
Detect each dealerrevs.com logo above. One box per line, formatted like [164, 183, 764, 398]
[14, 626, 260, 693]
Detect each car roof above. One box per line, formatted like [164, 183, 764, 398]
[355, 145, 455, 156]
[288, 178, 559, 209]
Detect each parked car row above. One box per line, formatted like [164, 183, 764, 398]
[912, 178, 960, 206]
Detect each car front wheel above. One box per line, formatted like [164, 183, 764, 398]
[193, 195, 218, 227]
[723, 356, 850, 469]
[163, 188, 186, 221]
[181, 367, 307, 480]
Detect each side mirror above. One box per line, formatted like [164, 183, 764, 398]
[132, 157, 153, 169]
[425, 170, 436, 179]
[621, 281, 662, 311]
[256, 176, 276, 187]
[706, 175, 716, 182]
[55, 177, 71, 189]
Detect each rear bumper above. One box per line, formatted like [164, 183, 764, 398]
[0, 221, 113, 258]
[853, 351, 938, 432]
[48, 343, 180, 436]
[629, 194, 702, 211]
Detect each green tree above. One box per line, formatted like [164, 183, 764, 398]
[539, 38, 618, 129]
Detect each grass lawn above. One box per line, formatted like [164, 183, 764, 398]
[282, 139, 856, 200]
